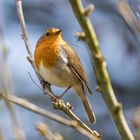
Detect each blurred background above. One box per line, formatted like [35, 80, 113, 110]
[0, 0, 140, 139]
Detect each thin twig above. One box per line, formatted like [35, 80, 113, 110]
[16, 0, 54, 99]
[16, 0, 101, 139]
[0, 92, 101, 140]
[36, 122, 63, 140]
[28, 72, 43, 92]
[0, 125, 5, 140]
[117, 0, 140, 46]
[69, 0, 134, 140]
[1, 30, 25, 140]
[53, 101, 99, 136]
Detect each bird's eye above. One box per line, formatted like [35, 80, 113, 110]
[45, 32, 49, 36]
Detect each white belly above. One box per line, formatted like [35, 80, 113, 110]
[38, 61, 77, 87]
[37, 45, 79, 87]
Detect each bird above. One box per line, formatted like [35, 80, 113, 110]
[34, 28, 96, 123]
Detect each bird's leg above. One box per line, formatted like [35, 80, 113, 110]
[59, 86, 71, 98]
[41, 80, 50, 89]
[40, 80, 54, 95]
[51, 86, 71, 101]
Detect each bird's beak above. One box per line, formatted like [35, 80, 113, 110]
[56, 29, 62, 35]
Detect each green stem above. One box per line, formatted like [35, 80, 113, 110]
[69, 0, 134, 140]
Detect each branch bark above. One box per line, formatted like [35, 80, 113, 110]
[53, 101, 99, 137]
[0, 2, 25, 139]
[36, 122, 63, 140]
[0, 91, 100, 140]
[1, 49, 26, 140]
[69, 0, 134, 140]
[0, 125, 5, 140]
[16, 0, 53, 98]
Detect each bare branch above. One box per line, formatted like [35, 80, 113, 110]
[117, 0, 140, 46]
[16, 0, 54, 98]
[36, 122, 63, 140]
[1, 18, 26, 140]
[0, 125, 5, 140]
[53, 101, 99, 137]
[1, 53, 26, 140]
[69, 0, 135, 140]
[0, 92, 101, 140]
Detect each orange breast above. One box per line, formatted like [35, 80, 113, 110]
[34, 39, 58, 69]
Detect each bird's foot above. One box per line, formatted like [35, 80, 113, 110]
[40, 80, 54, 96]
[40, 80, 50, 89]
[51, 95, 62, 102]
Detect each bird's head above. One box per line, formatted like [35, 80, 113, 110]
[45, 28, 62, 36]
[36, 28, 63, 47]
[43, 28, 62, 41]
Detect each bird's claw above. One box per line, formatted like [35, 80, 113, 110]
[51, 95, 62, 102]
[40, 80, 50, 89]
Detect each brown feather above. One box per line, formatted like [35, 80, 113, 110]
[60, 42, 92, 95]
[74, 84, 96, 123]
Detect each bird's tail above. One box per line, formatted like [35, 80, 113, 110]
[74, 85, 96, 123]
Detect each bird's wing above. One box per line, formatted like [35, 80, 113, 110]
[59, 43, 92, 95]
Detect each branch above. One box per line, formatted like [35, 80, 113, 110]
[53, 101, 99, 137]
[132, 107, 140, 140]
[16, 0, 54, 98]
[36, 122, 63, 140]
[117, 0, 140, 46]
[69, 0, 134, 140]
[0, 92, 100, 140]
[15, 0, 101, 139]
[1, 21, 25, 140]
[0, 125, 5, 140]
[1, 50, 26, 140]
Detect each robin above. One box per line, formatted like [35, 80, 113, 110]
[34, 28, 96, 123]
